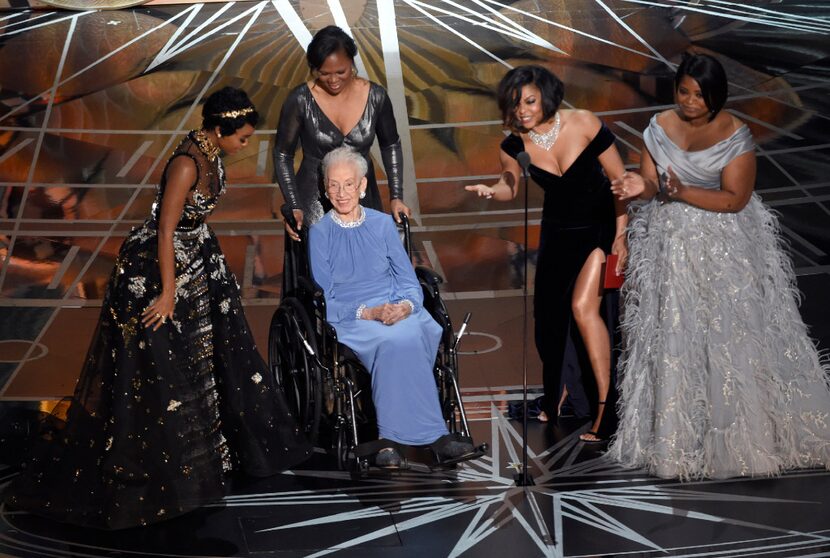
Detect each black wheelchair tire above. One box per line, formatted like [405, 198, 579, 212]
[269, 297, 322, 445]
[334, 420, 352, 471]
[437, 364, 461, 434]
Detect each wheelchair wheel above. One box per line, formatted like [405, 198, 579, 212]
[437, 364, 461, 434]
[422, 283, 454, 349]
[334, 420, 352, 471]
[269, 297, 322, 444]
[444, 399, 460, 434]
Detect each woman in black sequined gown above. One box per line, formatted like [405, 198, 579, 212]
[467, 66, 628, 439]
[273, 25, 410, 240]
[4, 88, 311, 530]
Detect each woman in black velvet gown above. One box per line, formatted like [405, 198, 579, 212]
[4, 88, 311, 530]
[467, 66, 628, 440]
[273, 25, 410, 240]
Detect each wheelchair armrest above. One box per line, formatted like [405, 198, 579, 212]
[415, 266, 444, 287]
[297, 276, 324, 300]
[325, 322, 338, 339]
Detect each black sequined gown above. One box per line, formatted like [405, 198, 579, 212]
[501, 124, 617, 418]
[5, 132, 311, 530]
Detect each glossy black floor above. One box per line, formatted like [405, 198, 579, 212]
[1, 411, 830, 557]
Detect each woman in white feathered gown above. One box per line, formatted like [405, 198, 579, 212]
[608, 53, 830, 480]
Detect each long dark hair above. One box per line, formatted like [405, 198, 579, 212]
[201, 87, 259, 136]
[497, 65, 564, 133]
[306, 25, 358, 71]
[675, 53, 728, 121]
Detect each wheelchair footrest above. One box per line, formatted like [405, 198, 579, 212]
[353, 438, 401, 458]
[353, 439, 410, 471]
[431, 443, 488, 469]
[429, 433, 487, 468]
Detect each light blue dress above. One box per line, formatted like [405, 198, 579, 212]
[609, 116, 830, 480]
[309, 207, 448, 446]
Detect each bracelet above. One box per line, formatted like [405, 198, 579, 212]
[399, 299, 415, 313]
[657, 173, 666, 196]
[356, 304, 367, 320]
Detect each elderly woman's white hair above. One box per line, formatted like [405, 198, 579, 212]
[322, 146, 368, 181]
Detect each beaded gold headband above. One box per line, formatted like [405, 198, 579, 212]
[214, 106, 255, 119]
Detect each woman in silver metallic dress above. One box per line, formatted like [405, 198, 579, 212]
[5, 88, 311, 529]
[273, 25, 410, 241]
[609, 54, 830, 480]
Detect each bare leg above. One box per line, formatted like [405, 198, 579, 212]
[557, 386, 569, 416]
[571, 248, 610, 442]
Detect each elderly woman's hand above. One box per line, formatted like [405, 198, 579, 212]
[361, 302, 411, 325]
[379, 302, 411, 325]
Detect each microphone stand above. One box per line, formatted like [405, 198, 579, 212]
[514, 151, 534, 487]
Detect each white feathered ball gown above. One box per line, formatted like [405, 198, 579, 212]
[608, 116, 830, 480]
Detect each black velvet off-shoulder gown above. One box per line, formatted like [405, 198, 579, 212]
[501, 124, 617, 418]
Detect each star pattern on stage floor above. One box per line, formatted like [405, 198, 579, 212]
[211, 407, 830, 558]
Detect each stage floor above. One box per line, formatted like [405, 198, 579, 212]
[1, 0, 829, 556]
[2, 419, 830, 557]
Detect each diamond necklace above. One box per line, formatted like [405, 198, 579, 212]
[527, 112, 561, 151]
[330, 206, 365, 228]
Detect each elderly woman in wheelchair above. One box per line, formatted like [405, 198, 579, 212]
[307, 147, 476, 468]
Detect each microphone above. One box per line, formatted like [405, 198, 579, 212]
[514, 149, 534, 487]
[517, 151, 531, 173]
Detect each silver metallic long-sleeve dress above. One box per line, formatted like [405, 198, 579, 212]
[273, 82, 403, 225]
[608, 116, 830, 480]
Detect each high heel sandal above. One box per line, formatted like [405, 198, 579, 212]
[507, 396, 547, 422]
[579, 401, 607, 443]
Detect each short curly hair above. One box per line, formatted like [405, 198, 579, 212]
[201, 87, 259, 137]
[322, 146, 368, 181]
[497, 65, 564, 133]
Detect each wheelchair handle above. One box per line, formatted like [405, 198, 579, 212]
[397, 212, 412, 258]
[297, 276, 324, 300]
[280, 204, 302, 238]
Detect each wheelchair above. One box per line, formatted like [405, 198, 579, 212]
[268, 207, 487, 472]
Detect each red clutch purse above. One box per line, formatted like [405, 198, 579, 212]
[603, 254, 624, 290]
